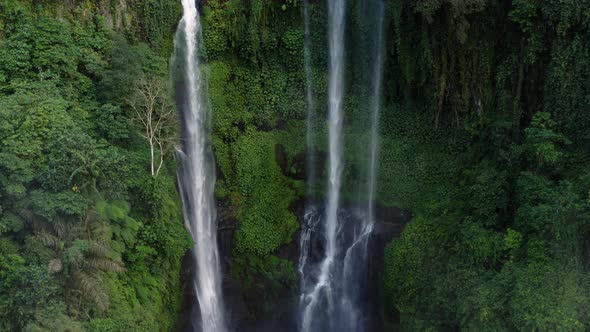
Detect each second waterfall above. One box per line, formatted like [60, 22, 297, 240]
[298, 0, 386, 331]
[172, 1, 227, 332]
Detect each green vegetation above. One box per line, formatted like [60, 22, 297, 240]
[202, 0, 590, 329]
[1, 0, 589, 330]
[202, 0, 307, 319]
[380, 1, 590, 331]
[0, 0, 190, 330]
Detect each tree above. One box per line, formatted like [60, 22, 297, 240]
[127, 76, 177, 177]
[23, 203, 126, 312]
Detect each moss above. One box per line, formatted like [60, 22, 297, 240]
[232, 129, 299, 255]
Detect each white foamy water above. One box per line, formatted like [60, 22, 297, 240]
[173, 1, 227, 331]
[298, 0, 385, 331]
[300, 0, 346, 331]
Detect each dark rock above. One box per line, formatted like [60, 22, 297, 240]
[177, 195, 411, 331]
[290, 151, 307, 180]
[275, 144, 288, 175]
[175, 251, 201, 332]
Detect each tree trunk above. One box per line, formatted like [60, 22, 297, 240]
[150, 141, 155, 176]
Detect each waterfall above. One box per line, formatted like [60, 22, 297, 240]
[340, 1, 385, 330]
[172, 1, 227, 331]
[323, 0, 347, 285]
[366, 0, 384, 233]
[299, 0, 346, 331]
[304, 0, 316, 195]
[298, 0, 317, 318]
[298, 0, 385, 331]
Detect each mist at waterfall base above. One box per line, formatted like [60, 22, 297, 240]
[298, 203, 383, 332]
[172, 1, 227, 332]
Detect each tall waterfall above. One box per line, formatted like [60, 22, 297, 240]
[303, 0, 316, 194]
[366, 0, 384, 227]
[298, 0, 385, 331]
[172, 1, 227, 331]
[340, 1, 385, 330]
[297, 0, 317, 319]
[300, 0, 346, 331]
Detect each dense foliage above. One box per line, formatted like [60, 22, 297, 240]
[380, 1, 590, 330]
[1, 0, 589, 331]
[201, 0, 590, 329]
[202, 0, 307, 319]
[0, 0, 191, 330]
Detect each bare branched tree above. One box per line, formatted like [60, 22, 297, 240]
[127, 76, 178, 176]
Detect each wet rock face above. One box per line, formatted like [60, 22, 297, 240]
[216, 201, 246, 329]
[176, 251, 200, 332]
[176, 199, 239, 332]
[291, 198, 410, 244]
[274, 146, 327, 181]
[294, 199, 411, 332]
[275, 144, 289, 175]
[373, 206, 411, 243]
[177, 197, 410, 331]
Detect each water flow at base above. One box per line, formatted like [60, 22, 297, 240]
[297, 0, 318, 319]
[298, 0, 385, 331]
[172, 1, 227, 331]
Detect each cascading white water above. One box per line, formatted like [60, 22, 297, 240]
[298, 0, 316, 317]
[173, 1, 227, 331]
[298, 0, 385, 331]
[297, 0, 315, 316]
[300, 0, 346, 331]
[366, 1, 384, 227]
[339, 1, 385, 330]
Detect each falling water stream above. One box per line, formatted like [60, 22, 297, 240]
[299, 0, 385, 331]
[172, 0, 384, 330]
[303, 0, 316, 194]
[297, 0, 318, 320]
[173, 1, 227, 331]
[340, 1, 385, 330]
[299, 0, 346, 330]
[366, 0, 385, 231]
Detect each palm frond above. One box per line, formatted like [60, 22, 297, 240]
[85, 257, 126, 273]
[18, 207, 35, 224]
[19, 207, 51, 233]
[52, 216, 67, 239]
[37, 232, 61, 250]
[72, 270, 109, 311]
[86, 241, 109, 257]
